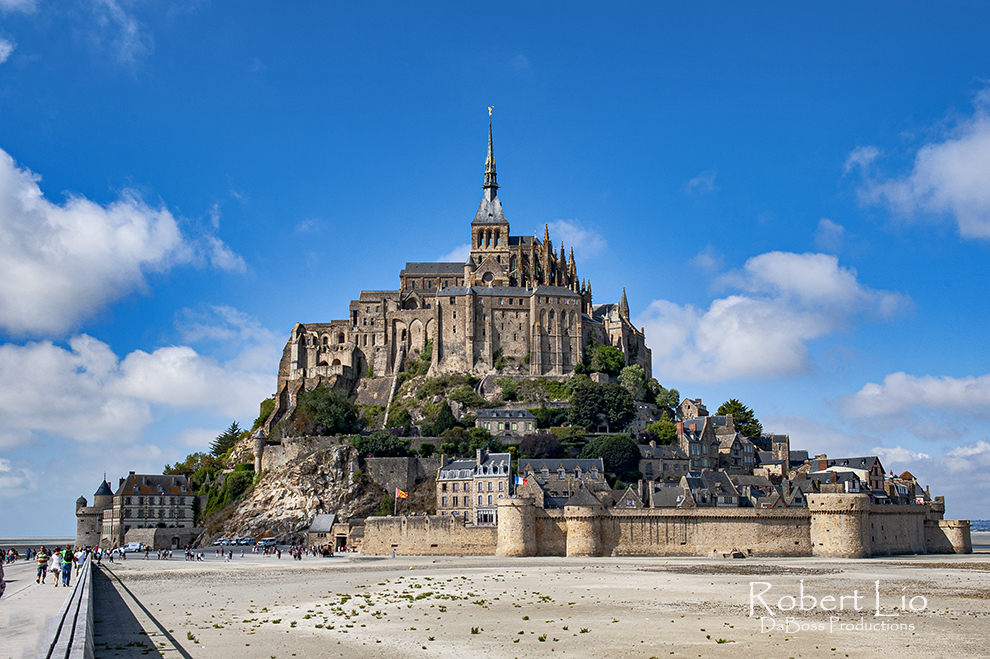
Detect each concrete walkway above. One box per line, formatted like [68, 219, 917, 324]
[0, 560, 73, 659]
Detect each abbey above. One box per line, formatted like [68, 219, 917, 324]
[270, 118, 651, 422]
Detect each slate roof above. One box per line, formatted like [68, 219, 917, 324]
[94, 480, 113, 497]
[652, 486, 689, 507]
[729, 475, 773, 489]
[638, 444, 688, 460]
[825, 456, 881, 471]
[520, 458, 604, 475]
[400, 262, 466, 275]
[477, 409, 536, 419]
[115, 473, 191, 497]
[308, 513, 336, 534]
[565, 487, 603, 508]
[473, 193, 507, 224]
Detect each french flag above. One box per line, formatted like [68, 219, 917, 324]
[514, 476, 527, 486]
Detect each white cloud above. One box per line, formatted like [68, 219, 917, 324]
[0, 0, 35, 12]
[841, 372, 990, 418]
[545, 219, 607, 258]
[0, 458, 36, 497]
[762, 414, 878, 457]
[92, 0, 154, 65]
[437, 244, 471, 263]
[843, 145, 880, 174]
[0, 331, 273, 446]
[850, 91, 990, 239]
[867, 441, 990, 519]
[814, 218, 845, 253]
[294, 218, 321, 234]
[638, 251, 909, 382]
[0, 147, 245, 336]
[685, 169, 718, 194]
[690, 245, 723, 272]
[0, 37, 15, 63]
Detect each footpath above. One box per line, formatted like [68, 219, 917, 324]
[0, 560, 72, 659]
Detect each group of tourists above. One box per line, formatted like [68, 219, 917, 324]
[33, 545, 88, 587]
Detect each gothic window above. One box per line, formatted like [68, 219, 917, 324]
[338, 333, 345, 344]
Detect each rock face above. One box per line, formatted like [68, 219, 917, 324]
[205, 443, 381, 545]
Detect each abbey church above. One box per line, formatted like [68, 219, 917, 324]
[268, 117, 651, 428]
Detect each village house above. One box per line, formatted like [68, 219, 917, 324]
[436, 450, 511, 525]
[475, 409, 537, 439]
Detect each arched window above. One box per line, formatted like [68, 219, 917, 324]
[322, 336, 328, 346]
[337, 333, 345, 344]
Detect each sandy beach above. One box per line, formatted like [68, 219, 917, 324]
[91, 550, 990, 659]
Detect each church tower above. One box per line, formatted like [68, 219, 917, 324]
[468, 109, 512, 286]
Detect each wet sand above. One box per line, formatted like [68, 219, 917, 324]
[92, 552, 990, 659]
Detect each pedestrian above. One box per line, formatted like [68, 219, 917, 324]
[51, 549, 62, 587]
[61, 546, 73, 588]
[36, 546, 50, 584]
[0, 558, 5, 600]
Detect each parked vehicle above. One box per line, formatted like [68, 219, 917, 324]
[257, 537, 277, 548]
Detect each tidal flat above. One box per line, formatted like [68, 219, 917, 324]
[93, 552, 990, 659]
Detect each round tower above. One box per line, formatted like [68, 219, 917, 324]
[93, 479, 114, 509]
[496, 497, 537, 556]
[564, 504, 604, 557]
[808, 493, 871, 558]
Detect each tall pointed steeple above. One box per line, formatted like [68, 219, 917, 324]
[483, 107, 498, 201]
[619, 287, 630, 320]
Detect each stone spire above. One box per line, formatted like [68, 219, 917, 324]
[619, 287, 630, 320]
[483, 108, 498, 200]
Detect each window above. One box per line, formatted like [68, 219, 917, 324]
[452, 483, 458, 492]
[442, 497, 447, 506]
[558, 470, 565, 480]
[465, 483, 470, 493]
[453, 496, 458, 506]
[177, 510, 185, 519]
[498, 481, 504, 491]
[488, 495, 493, 505]
[442, 483, 447, 492]
[478, 495, 483, 505]
[487, 481, 493, 491]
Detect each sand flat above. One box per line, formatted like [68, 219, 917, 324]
[92, 553, 990, 659]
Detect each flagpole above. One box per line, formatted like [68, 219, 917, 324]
[394, 489, 398, 516]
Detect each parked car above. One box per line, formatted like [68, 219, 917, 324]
[257, 538, 277, 548]
[214, 537, 230, 546]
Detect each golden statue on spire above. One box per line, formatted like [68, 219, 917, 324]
[487, 106, 494, 116]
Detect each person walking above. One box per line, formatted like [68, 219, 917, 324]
[35, 546, 50, 584]
[51, 549, 62, 587]
[60, 546, 73, 588]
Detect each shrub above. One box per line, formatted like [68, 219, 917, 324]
[519, 433, 562, 459]
[581, 434, 640, 479]
[418, 442, 436, 457]
[350, 431, 410, 457]
[252, 398, 276, 431]
[449, 384, 487, 408]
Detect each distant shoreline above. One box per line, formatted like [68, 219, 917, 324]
[0, 537, 75, 553]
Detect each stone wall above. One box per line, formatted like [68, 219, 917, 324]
[362, 493, 971, 559]
[76, 507, 103, 549]
[123, 527, 204, 551]
[258, 436, 344, 473]
[362, 515, 497, 556]
[365, 456, 440, 495]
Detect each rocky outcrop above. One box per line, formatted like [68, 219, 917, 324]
[202, 443, 383, 545]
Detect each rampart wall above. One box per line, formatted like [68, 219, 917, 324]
[365, 456, 440, 495]
[362, 515, 497, 556]
[363, 493, 971, 558]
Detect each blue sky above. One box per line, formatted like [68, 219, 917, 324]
[1, 2, 989, 534]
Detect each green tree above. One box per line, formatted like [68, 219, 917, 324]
[602, 383, 636, 432]
[645, 412, 677, 445]
[210, 421, 243, 457]
[296, 384, 360, 435]
[619, 365, 648, 401]
[588, 345, 625, 376]
[568, 380, 605, 431]
[426, 402, 458, 436]
[351, 431, 410, 457]
[418, 442, 436, 457]
[646, 379, 680, 418]
[529, 405, 568, 429]
[252, 398, 276, 431]
[717, 399, 763, 439]
[581, 434, 640, 479]
[164, 452, 221, 477]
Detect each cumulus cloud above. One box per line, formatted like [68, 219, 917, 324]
[0, 332, 273, 446]
[685, 169, 718, 194]
[0, 458, 36, 497]
[814, 218, 845, 253]
[294, 218, 321, 234]
[850, 91, 990, 239]
[841, 372, 990, 418]
[0, 37, 14, 63]
[0, 147, 244, 336]
[868, 441, 990, 519]
[545, 220, 607, 258]
[437, 244, 471, 263]
[637, 251, 910, 382]
[762, 414, 879, 456]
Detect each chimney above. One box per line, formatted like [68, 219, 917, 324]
[695, 398, 702, 404]
[649, 439, 656, 449]
[119, 478, 125, 487]
[676, 422, 684, 435]
[814, 454, 828, 472]
[476, 448, 483, 466]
